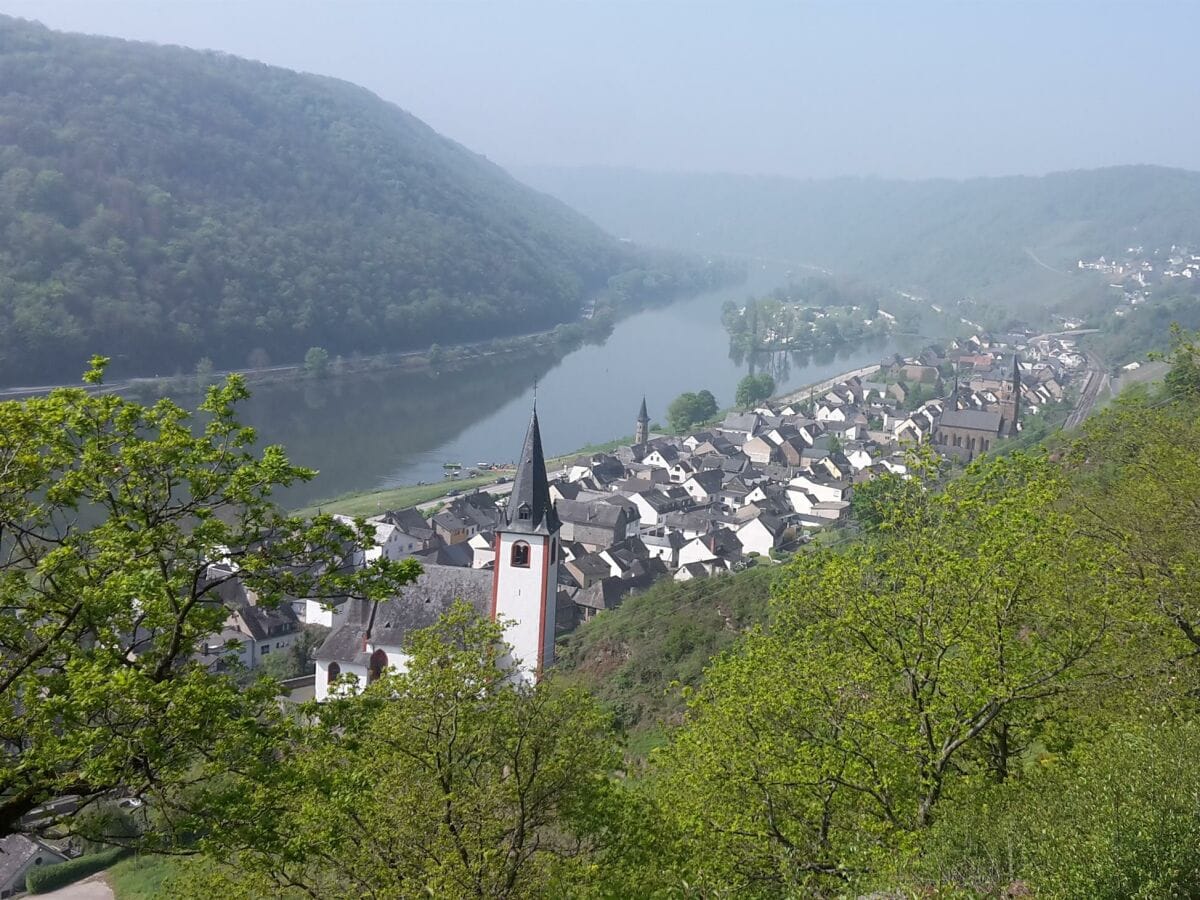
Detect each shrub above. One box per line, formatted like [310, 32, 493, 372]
[27, 847, 131, 894]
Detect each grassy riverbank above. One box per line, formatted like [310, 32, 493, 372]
[296, 437, 631, 518]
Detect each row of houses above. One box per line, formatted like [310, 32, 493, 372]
[203, 334, 1080, 672]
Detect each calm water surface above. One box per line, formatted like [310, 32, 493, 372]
[235, 263, 911, 507]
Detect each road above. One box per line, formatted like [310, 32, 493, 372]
[776, 364, 883, 406]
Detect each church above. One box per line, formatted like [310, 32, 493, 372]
[313, 407, 560, 700]
[933, 354, 1022, 461]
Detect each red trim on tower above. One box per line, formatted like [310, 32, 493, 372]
[489, 533, 501, 621]
[536, 536, 550, 679]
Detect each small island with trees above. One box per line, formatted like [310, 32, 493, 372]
[722, 275, 897, 355]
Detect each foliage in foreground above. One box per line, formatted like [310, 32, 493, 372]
[0, 362, 416, 836]
[172, 607, 630, 899]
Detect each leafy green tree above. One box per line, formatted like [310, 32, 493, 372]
[667, 389, 719, 432]
[905, 719, 1200, 898]
[177, 604, 622, 899]
[0, 359, 415, 836]
[735, 373, 776, 408]
[651, 453, 1129, 893]
[302, 346, 329, 378]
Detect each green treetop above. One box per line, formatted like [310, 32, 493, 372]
[0, 358, 417, 836]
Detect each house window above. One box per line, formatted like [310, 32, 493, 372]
[511, 541, 531, 568]
[517, 503, 531, 521]
[327, 661, 341, 684]
[261, 644, 270, 655]
[368, 649, 389, 684]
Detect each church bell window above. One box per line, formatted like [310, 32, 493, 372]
[511, 541, 531, 568]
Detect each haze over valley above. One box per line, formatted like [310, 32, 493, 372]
[4, 4, 1200, 899]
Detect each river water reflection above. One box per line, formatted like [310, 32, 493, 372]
[234, 263, 914, 507]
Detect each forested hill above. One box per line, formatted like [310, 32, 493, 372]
[518, 164, 1200, 313]
[0, 17, 677, 383]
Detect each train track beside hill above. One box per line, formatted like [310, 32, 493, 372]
[1065, 353, 1108, 430]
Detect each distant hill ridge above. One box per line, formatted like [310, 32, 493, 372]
[517, 163, 1200, 311]
[0, 16, 665, 382]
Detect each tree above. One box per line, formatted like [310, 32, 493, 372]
[177, 604, 622, 898]
[667, 389, 719, 432]
[193, 356, 214, 390]
[735, 373, 776, 408]
[0, 359, 416, 836]
[426, 342, 444, 369]
[651, 453, 1129, 893]
[302, 346, 329, 378]
[257, 626, 329, 682]
[906, 719, 1200, 898]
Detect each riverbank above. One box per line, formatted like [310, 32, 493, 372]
[294, 359, 886, 519]
[295, 437, 631, 518]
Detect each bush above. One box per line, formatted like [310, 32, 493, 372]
[27, 846, 131, 894]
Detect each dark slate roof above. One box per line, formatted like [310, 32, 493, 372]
[938, 409, 1003, 432]
[557, 499, 629, 528]
[383, 507, 435, 539]
[413, 540, 474, 568]
[0, 835, 59, 887]
[566, 553, 614, 580]
[686, 469, 726, 492]
[315, 565, 493, 662]
[637, 396, 649, 423]
[237, 603, 300, 641]
[503, 409, 561, 535]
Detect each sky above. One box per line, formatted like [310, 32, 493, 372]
[2, 0, 1199, 180]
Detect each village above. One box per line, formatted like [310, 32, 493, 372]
[185, 329, 1090, 697]
[1078, 243, 1200, 316]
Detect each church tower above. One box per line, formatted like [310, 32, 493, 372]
[1000, 354, 1022, 437]
[634, 396, 650, 447]
[492, 407, 560, 685]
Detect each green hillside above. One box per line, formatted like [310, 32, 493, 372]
[0, 17, 710, 383]
[518, 164, 1200, 314]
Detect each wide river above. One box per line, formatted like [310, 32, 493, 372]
[231, 262, 912, 508]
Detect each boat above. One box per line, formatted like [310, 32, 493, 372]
[442, 462, 462, 470]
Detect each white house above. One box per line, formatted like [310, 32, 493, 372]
[681, 470, 725, 504]
[0, 836, 67, 899]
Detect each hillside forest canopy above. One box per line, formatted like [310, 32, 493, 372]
[0, 16, 735, 385]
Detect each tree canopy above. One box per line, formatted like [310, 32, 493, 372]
[0, 360, 414, 834]
[735, 373, 776, 407]
[666, 389, 718, 432]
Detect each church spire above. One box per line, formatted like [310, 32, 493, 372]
[635, 396, 650, 446]
[504, 406, 560, 534]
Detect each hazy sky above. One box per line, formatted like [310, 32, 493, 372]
[3, 0, 1198, 180]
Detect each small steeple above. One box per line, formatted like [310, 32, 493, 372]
[637, 395, 649, 424]
[635, 396, 650, 446]
[504, 406, 560, 534]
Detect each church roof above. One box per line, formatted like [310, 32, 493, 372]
[315, 565, 493, 662]
[938, 409, 1003, 432]
[503, 408, 561, 535]
[637, 396, 649, 423]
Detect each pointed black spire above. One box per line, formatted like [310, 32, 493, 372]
[637, 396, 649, 423]
[504, 407, 560, 534]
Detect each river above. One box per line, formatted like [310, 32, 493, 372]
[229, 262, 912, 508]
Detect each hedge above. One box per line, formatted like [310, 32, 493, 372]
[27, 846, 132, 894]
